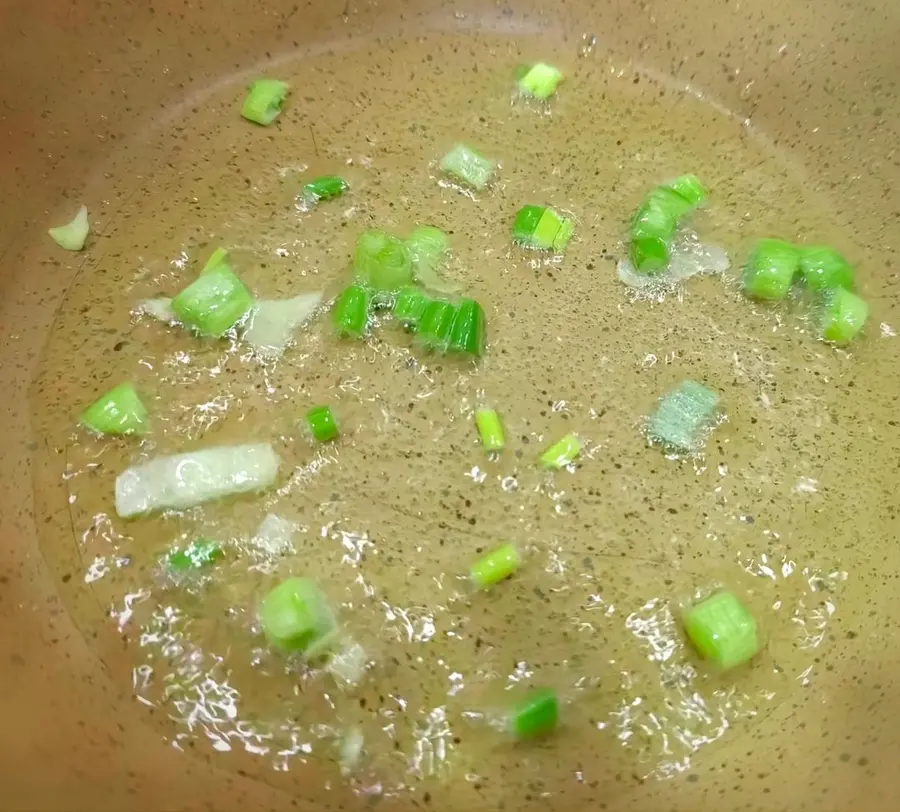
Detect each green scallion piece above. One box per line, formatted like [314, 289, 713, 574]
[509, 688, 559, 739]
[392, 287, 431, 328]
[200, 246, 229, 274]
[683, 591, 758, 671]
[80, 382, 149, 436]
[171, 263, 254, 337]
[540, 433, 582, 468]
[512, 205, 545, 244]
[517, 63, 564, 100]
[416, 300, 458, 351]
[646, 187, 695, 219]
[512, 205, 573, 252]
[241, 78, 289, 125]
[306, 405, 339, 443]
[354, 230, 413, 291]
[448, 298, 486, 357]
[741, 239, 800, 301]
[439, 144, 496, 190]
[819, 287, 869, 345]
[629, 201, 678, 273]
[471, 542, 518, 589]
[629, 236, 669, 273]
[259, 577, 338, 656]
[648, 380, 720, 452]
[332, 284, 372, 338]
[474, 408, 505, 452]
[302, 175, 348, 204]
[48, 205, 90, 251]
[166, 539, 223, 572]
[626, 177, 707, 274]
[799, 246, 855, 291]
[663, 174, 708, 207]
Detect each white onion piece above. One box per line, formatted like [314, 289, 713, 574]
[243, 292, 322, 359]
[115, 443, 280, 517]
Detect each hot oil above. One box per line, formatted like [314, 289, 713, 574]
[27, 28, 897, 811]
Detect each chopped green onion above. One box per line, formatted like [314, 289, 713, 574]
[80, 382, 149, 436]
[512, 205, 574, 252]
[48, 205, 90, 251]
[114, 442, 280, 517]
[819, 287, 869, 345]
[406, 225, 457, 292]
[518, 63, 564, 100]
[392, 287, 431, 328]
[166, 539, 223, 572]
[241, 78, 289, 125]
[509, 688, 559, 739]
[307, 405, 339, 443]
[799, 246, 855, 291]
[136, 297, 177, 323]
[448, 298, 486, 357]
[626, 178, 707, 274]
[302, 175, 348, 204]
[631, 199, 679, 241]
[646, 187, 695, 219]
[512, 205, 545, 243]
[259, 577, 337, 656]
[474, 408, 505, 452]
[354, 230, 413, 291]
[741, 239, 800, 301]
[416, 300, 458, 351]
[200, 246, 229, 274]
[683, 591, 758, 671]
[629, 236, 669, 273]
[540, 433, 582, 468]
[648, 380, 720, 452]
[439, 144, 496, 190]
[332, 284, 372, 338]
[171, 263, 254, 337]
[243, 293, 322, 358]
[471, 543, 519, 589]
[663, 174, 708, 207]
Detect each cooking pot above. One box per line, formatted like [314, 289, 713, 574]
[1, 0, 898, 810]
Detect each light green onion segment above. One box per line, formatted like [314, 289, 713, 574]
[80, 382, 148, 436]
[540, 433, 582, 468]
[741, 239, 800, 301]
[302, 175, 348, 204]
[512, 205, 574, 252]
[48, 205, 90, 251]
[332, 284, 373, 338]
[259, 577, 337, 657]
[171, 263, 254, 337]
[627, 176, 707, 273]
[474, 408, 505, 452]
[509, 688, 559, 739]
[682, 590, 759, 671]
[307, 405, 339, 443]
[819, 287, 869, 345]
[517, 63, 564, 100]
[355, 230, 413, 292]
[241, 78, 289, 125]
[471, 543, 519, 589]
